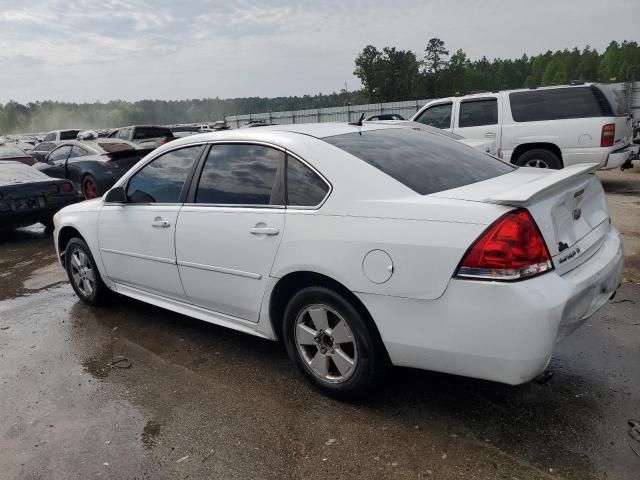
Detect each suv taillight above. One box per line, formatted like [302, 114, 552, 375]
[456, 209, 553, 281]
[601, 124, 615, 147]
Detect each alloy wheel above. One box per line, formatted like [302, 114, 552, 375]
[83, 178, 97, 199]
[525, 159, 549, 168]
[294, 304, 358, 383]
[70, 249, 95, 297]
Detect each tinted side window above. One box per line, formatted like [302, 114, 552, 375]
[133, 127, 174, 139]
[44, 133, 55, 142]
[510, 87, 607, 122]
[324, 129, 513, 195]
[195, 144, 284, 205]
[415, 103, 452, 129]
[459, 99, 498, 127]
[126, 146, 200, 203]
[69, 146, 89, 158]
[48, 146, 72, 162]
[286, 156, 329, 207]
[59, 130, 80, 140]
[35, 142, 54, 152]
[117, 128, 130, 140]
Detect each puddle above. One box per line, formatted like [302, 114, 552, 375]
[141, 421, 162, 449]
[82, 355, 111, 379]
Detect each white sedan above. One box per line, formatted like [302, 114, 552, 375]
[53, 122, 624, 398]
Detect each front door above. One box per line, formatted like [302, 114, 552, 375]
[98, 145, 203, 299]
[44, 145, 72, 180]
[176, 143, 286, 322]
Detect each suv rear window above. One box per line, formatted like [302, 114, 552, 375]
[323, 128, 513, 195]
[509, 86, 613, 122]
[133, 127, 175, 140]
[59, 130, 80, 140]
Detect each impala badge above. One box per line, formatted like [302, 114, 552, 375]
[573, 208, 582, 220]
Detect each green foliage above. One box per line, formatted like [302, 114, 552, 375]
[354, 40, 640, 101]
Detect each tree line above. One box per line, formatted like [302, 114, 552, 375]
[354, 39, 640, 102]
[0, 92, 365, 135]
[1, 39, 638, 135]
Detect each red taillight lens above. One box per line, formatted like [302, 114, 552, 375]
[456, 209, 553, 281]
[159, 137, 170, 145]
[61, 182, 73, 193]
[601, 123, 615, 147]
[48, 184, 60, 194]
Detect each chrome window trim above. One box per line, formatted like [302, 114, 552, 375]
[109, 140, 333, 211]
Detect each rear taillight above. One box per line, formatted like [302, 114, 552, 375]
[48, 184, 60, 194]
[497, 148, 503, 159]
[456, 209, 553, 281]
[601, 124, 615, 147]
[159, 137, 172, 145]
[61, 182, 73, 193]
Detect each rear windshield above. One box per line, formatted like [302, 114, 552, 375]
[0, 163, 46, 182]
[0, 145, 27, 159]
[133, 127, 174, 140]
[59, 130, 81, 140]
[323, 128, 514, 195]
[509, 86, 615, 122]
[593, 85, 628, 116]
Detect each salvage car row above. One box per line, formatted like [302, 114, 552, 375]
[1, 82, 638, 233]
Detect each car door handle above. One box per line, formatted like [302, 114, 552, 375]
[249, 227, 279, 236]
[484, 132, 496, 138]
[151, 217, 170, 228]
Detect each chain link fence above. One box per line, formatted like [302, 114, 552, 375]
[225, 99, 432, 128]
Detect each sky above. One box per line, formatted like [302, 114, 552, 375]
[0, 0, 638, 104]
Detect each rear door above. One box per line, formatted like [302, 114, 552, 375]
[175, 143, 285, 322]
[454, 96, 502, 148]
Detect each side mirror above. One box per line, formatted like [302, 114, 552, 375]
[104, 186, 126, 203]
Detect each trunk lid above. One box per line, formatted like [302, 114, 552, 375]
[432, 163, 610, 274]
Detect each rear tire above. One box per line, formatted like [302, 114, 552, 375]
[515, 149, 562, 169]
[65, 238, 109, 306]
[282, 286, 385, 399]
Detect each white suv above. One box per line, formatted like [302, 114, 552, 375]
[411, 83, 639, 170]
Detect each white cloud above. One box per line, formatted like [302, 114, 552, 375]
[0, 0, 637, 103]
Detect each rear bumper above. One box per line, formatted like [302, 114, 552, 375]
[603, 144, 639, 170]
[358, 227, 624, 385]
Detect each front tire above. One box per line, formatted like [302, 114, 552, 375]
[515, 149, 562, 169]
[65, 238, 109, 306]
[282, 286, 385, 399]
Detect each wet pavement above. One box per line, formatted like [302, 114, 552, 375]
[1, 169, 639, 480]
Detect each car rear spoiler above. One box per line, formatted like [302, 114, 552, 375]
[485, 163, 599, 206]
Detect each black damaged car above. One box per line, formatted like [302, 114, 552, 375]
[35, 139, 154, 200]
[0, 161, 77, 230]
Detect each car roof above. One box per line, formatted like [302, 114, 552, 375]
[56, 139, 142, 153]
[421, 82, 599, 104]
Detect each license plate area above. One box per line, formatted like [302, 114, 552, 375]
[11, 196, 45, 211]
